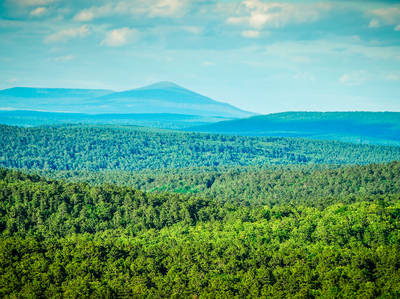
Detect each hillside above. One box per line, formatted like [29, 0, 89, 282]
[1, 124, 400, 171]
[35, 161, 400, 208]
[83, 81, 254, 117]
[1, 167, 400, 297]
[186, 112, 400, 145]
[0, 82, 255, 119]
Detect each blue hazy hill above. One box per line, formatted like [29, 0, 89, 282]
[186, 112, 400, 145]
[85, 81, 255, 117]
[0, 82, 255, 118]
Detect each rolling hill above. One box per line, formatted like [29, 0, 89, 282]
[0, 82, 255, 119]
[2, 124, 400, 171]
[186, 111, 400, 145]
[83, 82, 254, 117]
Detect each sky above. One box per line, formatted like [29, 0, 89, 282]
[1, 0, 400, 114]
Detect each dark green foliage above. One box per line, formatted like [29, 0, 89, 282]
[38, 162, 400, 208]
[1, 125, 400, 172]
[1, 167, 400, 297]
[0, 169, 221, 238]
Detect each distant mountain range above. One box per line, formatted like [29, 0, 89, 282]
[1, 84, 400, 146]
[0, 82, 255, 118]
[186, 112, 400, 145]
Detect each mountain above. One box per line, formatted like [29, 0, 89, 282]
[186, 111, 400, 145]
[0, 82, 255, 118]
[83, 81, 255, 117]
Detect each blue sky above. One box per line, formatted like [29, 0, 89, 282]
[1, 0, 400, 114]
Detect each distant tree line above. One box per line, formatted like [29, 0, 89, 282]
[1, 124, 400, 171]
[36, 161, 400, 209]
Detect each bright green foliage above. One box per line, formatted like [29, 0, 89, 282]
[1, 167, 400, 297]
[0, 169, 221, 237]
[2, 125, 400, 171]
[38, 161, 400, 208]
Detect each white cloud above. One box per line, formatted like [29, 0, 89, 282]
[73, 0, 188, 22]
[227, 0, 332, 29]
[339, 70, 369, 86]
[242, 30, 260, 38]
[30, 6, 47, 17]
[52, 55, 74, 62]
[12, 0, 55, 7]
[45, 25, 90, 43]
[368, 19, 380, 28]
[101, 27, 138, 47]
[182, 26, 203, 35]
[74, 4, 113, 22]
[369, 7, 400, 30]
[202, 61, 215, 67]
[74, 10, 94, 22]
[371, 7, 400, 24]
[385, 72, 400, 81]
[293, 72, 315, 82]
[148, 0, 187, 17]
[263, 39, 400, 62]
[8, 78, 19, 84]
[291, 56, 312, 63]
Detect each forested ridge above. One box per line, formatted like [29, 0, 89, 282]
[34, 162, 400, 208]
[1, 166, 400, 297]
[1, 124, 400, 171]
[187, 111, 400, 145]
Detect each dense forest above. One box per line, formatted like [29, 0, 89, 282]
[1, 123, 400, 297]
[2, 125, 400, 171]
[1, 165, 400, 297]
[36, 161, 400, 208]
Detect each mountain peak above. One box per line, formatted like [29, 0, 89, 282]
[137, 81, 183, 90]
